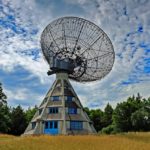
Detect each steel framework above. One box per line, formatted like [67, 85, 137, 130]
[41, 17, 115, 82]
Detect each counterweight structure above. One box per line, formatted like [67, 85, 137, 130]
[24, 17, 115, 135]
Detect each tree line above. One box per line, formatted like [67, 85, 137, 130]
[0, 83, 37, 135]
[84, 93, 150, 134]
[0, 83, 150, 135]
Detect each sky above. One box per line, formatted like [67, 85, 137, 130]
[0, 0, 150, 110]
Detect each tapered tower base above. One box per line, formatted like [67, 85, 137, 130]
[24, 73, 96, 135]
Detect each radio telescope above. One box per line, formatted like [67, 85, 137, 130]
[24, 17, 115, 135]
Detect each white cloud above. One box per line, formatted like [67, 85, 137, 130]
[4, 87, 43, 109]
[0, 0, 55, 83]
[68, 0, 150, 108]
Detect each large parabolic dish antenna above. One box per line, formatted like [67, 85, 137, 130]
[41, 16, 115, 82]
[24, 16, 115, 135]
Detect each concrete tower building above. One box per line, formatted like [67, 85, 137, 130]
[24, 73, 96, 135]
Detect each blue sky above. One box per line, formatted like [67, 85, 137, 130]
[0, 0, 150, 109]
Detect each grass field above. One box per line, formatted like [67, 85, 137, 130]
[0, 133, 150, 150]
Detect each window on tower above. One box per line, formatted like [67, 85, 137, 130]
[66, 96, 73, 101]
[68, 108, 77, 114]
[44, 121, 58, 129]
[45, 121, 49, 129]
[50, 121, 53, 128]
[39, 108, 43, 115]
[52, 96, 60, 101]
[32, 122, 36, 129]
[54, 121, 58, 128]
[49, 107, 59, 114]
[70, 121, 83, 130]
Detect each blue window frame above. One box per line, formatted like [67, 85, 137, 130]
[44, 121, 59, 135]
[45, 121, 49, 129]
[45, 121, 58, 129]
[67, 96, 73, 101]
[49, 107, 58, 114]
[50, 121, 53, 128]
[52, 96, 59, 101]
[54, 121, 58, 128]
[32, 122, 36, 129]
[68, 108, 77, 114]
[70, 121, 83, 130]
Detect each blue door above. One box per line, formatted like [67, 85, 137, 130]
[44, 121, 59, 135]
